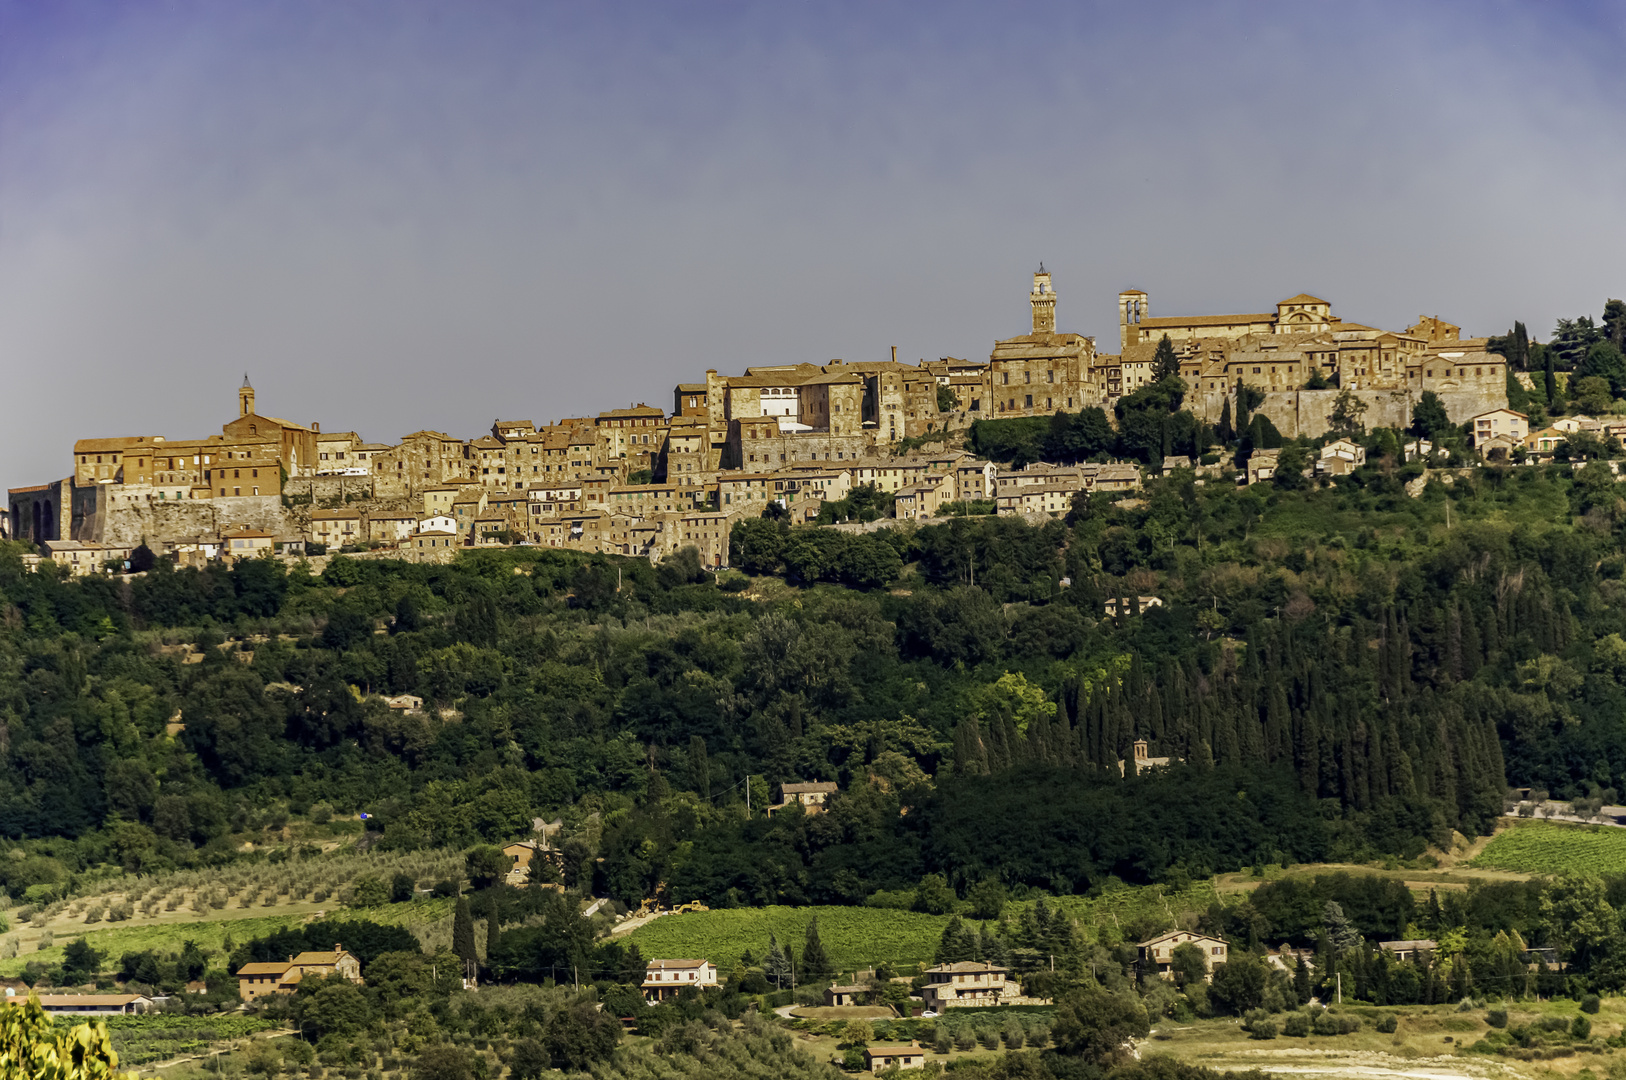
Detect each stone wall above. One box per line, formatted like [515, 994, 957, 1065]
[284, 476, 377, 503]
[96, 495, 292, 548]
[1189, 384, 1508, 440]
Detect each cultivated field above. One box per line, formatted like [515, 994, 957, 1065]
[0, 846, 463, 976]
[1470, 820, 1626, 875]
[625, 905, 959, 972]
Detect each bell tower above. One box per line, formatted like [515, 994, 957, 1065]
[1031, 264, 1056, 335]
[1119, 290, 1149, 350]
[239, 374, 255, 417]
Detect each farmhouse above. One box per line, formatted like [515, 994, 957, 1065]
[824, 982, 869, 1007]
[1137, 930, 1229, 981]
[236, 945, 362, 1001]
[771, 780, 839, 815]
[502, 839, 564, 886]
[3, 993, 156, 1016]
[1378, 939, 1436, 962]
[920, 961, 1017, 1010]
[864, 1043, 927, 1071]
[641, 959, 717, 1001]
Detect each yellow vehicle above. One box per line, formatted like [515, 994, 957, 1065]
[672, 901, 710, 914]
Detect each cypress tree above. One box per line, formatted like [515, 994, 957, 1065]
[1217, 396, 1234, 444]
[802, 917, 833, 980]
[486, 895, 501, 973]
[453, 897, 476, 967]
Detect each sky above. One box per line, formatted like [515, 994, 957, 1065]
[3, 0, 1624, 490]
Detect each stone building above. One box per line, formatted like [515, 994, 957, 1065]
[982, 267, 1097, 417]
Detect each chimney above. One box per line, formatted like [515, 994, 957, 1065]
[891, 346, 897, 363]
[312, 422, 320, 433]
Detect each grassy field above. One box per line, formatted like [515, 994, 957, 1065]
[1470, 820, 1626, 875]
[1037, 880, 1228, 940]
[626, 906, 960, 972]
[103, 1014, 283, 1068]
[1142, 995, 1622, 1080]
[0, 897, 452, 977]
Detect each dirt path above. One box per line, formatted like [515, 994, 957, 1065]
[606, 911, 669, 938]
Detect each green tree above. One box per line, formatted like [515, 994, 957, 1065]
[802, 917, 833, 980]
[1153, 334, 1180, 382]
[729, 518, 785, 574]
[1540, 873, 1617, 965]
[1236, 379, 1266, 432]
[60, 939, 101, 984]
[1051, 986, 1149, 1065]
[390, 872, 416, 903]
[1328, 388, 1367, 437]
[544, 1002, 622, 1069]
[764, 934, 791, 988]
[938, 385, 959, 412]
[411, 1044, 475, 1080]
[1573, 375, 1615, 415]
[1273, 443, 1309, 490]
[465, 846, 508, 890]
[1605, 300, 1626, 351]
[1216, 396, 1235, 445]
[485, 894, 501, 974]
[1169, 942, 1208, 988]
[451, 898, 476, 970]
[1578, 342, 1626, 396]
[509, 1038, 550, 1080]
[1208, 951, 1269, 1013]
[968, 878, 1008, 920]
[913, 873, 957, 915]
[1410, 391, 1451, 440]
[295, 977, 373, 1037]
[0, 993, 136, 1079]
[936, 916, 980, 964]
[1322, 900, 1361, 952]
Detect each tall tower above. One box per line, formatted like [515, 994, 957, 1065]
[1031, 265, 1056, 335]
[239, 374, 255, 417]
[1119, 290, 1149, 350]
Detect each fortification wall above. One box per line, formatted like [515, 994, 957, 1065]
[97, 495, 292, 548]
[1189, 385, 1507, 439]
[283, 476, 377, 502]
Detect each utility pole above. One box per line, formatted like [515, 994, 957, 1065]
[1336, 972, 1341, 1004]
[746, 775, 750, 814]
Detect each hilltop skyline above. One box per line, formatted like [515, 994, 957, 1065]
[3, 0, 1623, 489]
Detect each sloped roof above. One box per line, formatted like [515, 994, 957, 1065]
[1278, 293, 1330, 305]
[927, 960, 1009, 973]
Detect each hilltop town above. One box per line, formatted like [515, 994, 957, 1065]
[6, 271, 1513, 569]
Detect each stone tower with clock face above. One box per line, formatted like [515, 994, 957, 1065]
[1031, 265, 1056, 335]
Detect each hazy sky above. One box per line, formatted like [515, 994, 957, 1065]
[3, 0, 1623, 489]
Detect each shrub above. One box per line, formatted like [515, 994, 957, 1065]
[1573, 1016, 1592, 1040]
[934, 1028, 952, 1054]
[1582, 995, 1601, 1015]
[954, 1027, 976, 1051]
[977, 1026, 999, 1050]
[1487, 1009, 1508, 1029]
[1250, 1019, 1278, 1040]
[1313, 1011, 1359, 1036]
[1376, 1015, 1397, 1034]
[1282, 1013, 1310, 1037]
